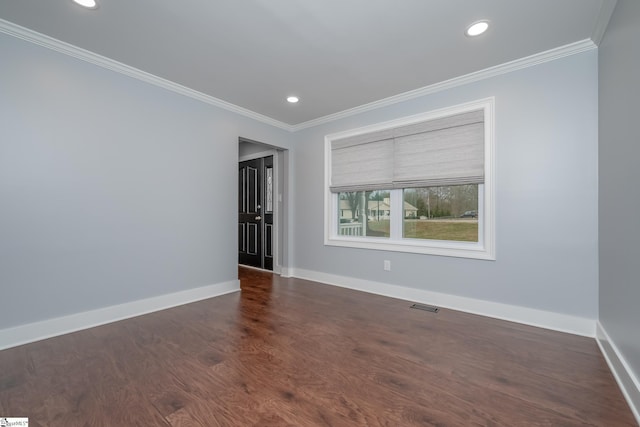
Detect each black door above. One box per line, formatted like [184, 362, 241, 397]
[239, 156, 273, 270]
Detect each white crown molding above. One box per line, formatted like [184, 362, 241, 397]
[291, 268, 596, 337]
[1, 17, 597, 133]
[0, 279, 240, 351]
[592, 0, 618, 46]
[290, 39, 597, 131]
[0, 18, 292, 131]
[596, 322, 640, 424]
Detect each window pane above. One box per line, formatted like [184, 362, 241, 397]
[266, 167, 273, 212]
[338, 191, 390, 238]
[403, 185, 478, 242]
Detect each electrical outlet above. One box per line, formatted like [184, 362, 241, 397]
[384, 260, 391, 271]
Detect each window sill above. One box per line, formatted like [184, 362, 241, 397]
[324, 236, 495, 260]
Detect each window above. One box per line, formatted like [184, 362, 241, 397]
[324, 98, 495, 260]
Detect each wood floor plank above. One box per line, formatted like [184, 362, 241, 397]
[0, 266, 636, 426]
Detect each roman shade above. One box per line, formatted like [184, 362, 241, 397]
[329, 130, 394, 193]
[330, 109, 484, 192]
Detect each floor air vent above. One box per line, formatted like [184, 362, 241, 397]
[410, 303, 439, 313]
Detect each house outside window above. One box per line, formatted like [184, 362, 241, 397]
[324, 98, 495, 260]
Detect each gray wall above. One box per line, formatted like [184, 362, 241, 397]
[599, 0, 640, 381]
[293, 50, 599, 318]
[0, 33, 293, 329]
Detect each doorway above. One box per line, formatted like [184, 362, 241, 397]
[238, 155, 274, 270]
[238, 138, 289, 275]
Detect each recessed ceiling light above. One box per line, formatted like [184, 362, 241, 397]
[287, 96, 299, 104]
[72, 0, 99, 9]
[466, 20, 489, 37]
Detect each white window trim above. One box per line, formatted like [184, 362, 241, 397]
[324, 97, 495, 260]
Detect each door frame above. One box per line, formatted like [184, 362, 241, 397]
[238, 143, 284, 274]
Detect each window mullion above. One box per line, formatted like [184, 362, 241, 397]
[477, 184, 485, 245]
[390, 189, 404, 240]
[332, 192, 339, 238]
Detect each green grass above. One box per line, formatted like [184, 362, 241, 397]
[363, 220, 390, 237]
[367, 219, 478, 242]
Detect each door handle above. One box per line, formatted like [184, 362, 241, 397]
[255, 216, 262, 220]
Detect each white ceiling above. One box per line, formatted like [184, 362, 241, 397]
[0, 0, 613, 128]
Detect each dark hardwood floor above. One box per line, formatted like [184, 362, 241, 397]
[0, 267, 636, 426]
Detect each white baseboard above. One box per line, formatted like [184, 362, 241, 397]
[596, 322, 640, 424]
[280, 266, 293, 278]
[0, 280, 240, 351]
[291, 268, 596, 337]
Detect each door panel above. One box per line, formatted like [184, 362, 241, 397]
[247, 223, 259, 255]
[247, 166, 258, 213]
